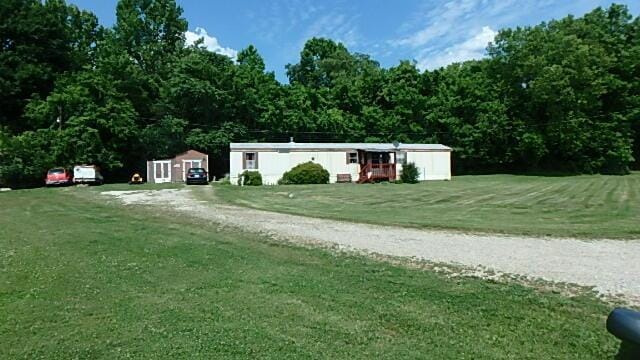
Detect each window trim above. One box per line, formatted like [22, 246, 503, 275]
[346, 151, 358, 164]
[243, 152, 259, 170]
[396, 151, 407, 165]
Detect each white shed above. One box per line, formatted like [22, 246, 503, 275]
[229, 142, 452, 185]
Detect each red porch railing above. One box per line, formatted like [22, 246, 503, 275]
[358, 163, 396, 183]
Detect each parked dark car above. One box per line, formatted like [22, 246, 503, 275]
[186, 167, 208, 185]
[45, 168, 72, 186]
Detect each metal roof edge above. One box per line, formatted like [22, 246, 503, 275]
[230, 142, 451, 151]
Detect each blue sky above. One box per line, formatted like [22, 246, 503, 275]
[69, 0, 639, 83]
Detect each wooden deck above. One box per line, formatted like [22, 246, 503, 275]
[357, 163, 396, 183]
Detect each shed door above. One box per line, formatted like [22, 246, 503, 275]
[153, 161, 171, 183]
[182, 160, 202, 181]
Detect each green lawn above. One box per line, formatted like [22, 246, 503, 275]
[0, 187, 624, 358]
[213, 173, 640, 239]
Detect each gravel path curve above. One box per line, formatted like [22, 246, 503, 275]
[102, 188, 640, 303]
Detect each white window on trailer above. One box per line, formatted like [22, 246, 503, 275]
[347, 151, 358, 164]
[243, 152, 258, 169]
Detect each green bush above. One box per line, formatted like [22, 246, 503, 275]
[279, 162, 330, 185]
[0, 129, 56, 188]
[239, 170, 262, 186]
[400, 162, 420, 184]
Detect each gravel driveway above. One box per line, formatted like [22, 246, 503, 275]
[102, 188, 640, 304]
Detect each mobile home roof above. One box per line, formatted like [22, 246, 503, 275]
[230, 142, 451, 152]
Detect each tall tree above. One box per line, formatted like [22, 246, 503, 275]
[425, 61, 516, 172]
[159, 47, 239, 157]
[0, 0, 100, 133]
[234, 45, 280, 137]
[488, 5, 637, 173]
[112, 0, 187, 118]
[114, 0, 187, 74]
[286, 38, 355, 88]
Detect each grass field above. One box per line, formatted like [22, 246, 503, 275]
[0, 186, 625, 358]
[214, 173, 640, 239]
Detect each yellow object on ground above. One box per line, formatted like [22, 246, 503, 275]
[129, 173, 144, 184]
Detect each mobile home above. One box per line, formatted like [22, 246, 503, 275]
[229, 142, 451, 185]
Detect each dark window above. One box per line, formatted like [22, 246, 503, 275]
[48, 168, 65, 174]
[347, 152, 358, 164]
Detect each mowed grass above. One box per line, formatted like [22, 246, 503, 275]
[0, 187, 622, 358]
[213, 173, 640, 239]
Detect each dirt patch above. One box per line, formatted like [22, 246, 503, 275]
[102, 188, 640, 305]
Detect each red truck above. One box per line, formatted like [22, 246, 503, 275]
[45, 168, 73, 186]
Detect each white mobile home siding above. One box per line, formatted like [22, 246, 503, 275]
[405, 151, 451, 181]
[230, 143, 451, 185]
[231, 150, 360, 185]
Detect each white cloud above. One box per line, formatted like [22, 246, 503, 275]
[185, 27, 237, 60]
[249, 0, 323, 42]
[389, 0, 564, 70]
[417, 26, 497, 70]
[390, 0, 602, 53]
[394, 0, 484, 48]
[303, 13, 360, 47]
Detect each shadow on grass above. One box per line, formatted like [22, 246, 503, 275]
[510, 170, 584, 177]
[615, 342, 640, 359]
[453, 169, 583, 177]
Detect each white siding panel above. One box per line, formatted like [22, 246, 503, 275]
[431, 152, 452, 180]
[406, 152, 428, 181]
[229, 151, 244, 184]
[405, 151, 451, 181]
[261, 151, 290, 184]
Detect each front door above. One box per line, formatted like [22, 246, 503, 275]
[153, 161, 171, 183]
[182, 160, 202, 181]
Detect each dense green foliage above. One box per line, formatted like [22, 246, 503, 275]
[215, 173, 640, 239]
[239, 170, 262, 186]
[278, 161, 330, 185]
[400, 162, 420, 183]
[0, 187, 621, 358]
[1, 1, 639, 186]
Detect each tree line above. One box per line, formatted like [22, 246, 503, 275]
[1, 0, 638, 186]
